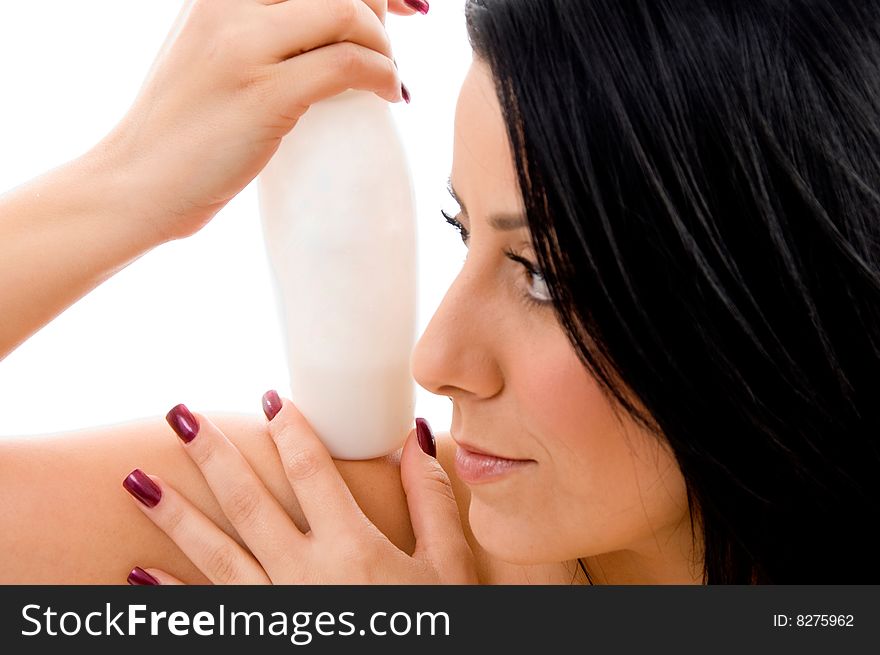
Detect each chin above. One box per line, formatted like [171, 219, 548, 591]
[467, 495, 557, 565]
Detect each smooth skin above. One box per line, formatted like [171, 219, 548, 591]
[413, 61, 701, 584]
[0, 413, 581, 584]
[124, 398, 479, 585]
[0, 0, 584, 584]
[122, 58, 701, 586]
[1, 0, 702, 584]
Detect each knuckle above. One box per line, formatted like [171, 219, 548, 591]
[383, 57, 399, 96]
[332, 42, 364, 76]
[241, 64, 279, 103]
[423, 463, 456, 499]
[282, 444, 325, 482]
[329, 0, 360, 31]
[224, 484, 262, 526]
[160, 502, 186, 535]
[385, 54, 397, 79]
[204, 543, 241, 585]
[189, 440, 216, 468]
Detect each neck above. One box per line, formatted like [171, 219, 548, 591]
[575, 515, 704, 585]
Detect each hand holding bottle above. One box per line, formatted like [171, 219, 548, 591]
[96, 0, 424, 244]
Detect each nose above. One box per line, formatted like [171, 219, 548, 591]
[411, 266, 505, 400]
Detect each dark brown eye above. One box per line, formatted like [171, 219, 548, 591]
[504, 248, 553, 307]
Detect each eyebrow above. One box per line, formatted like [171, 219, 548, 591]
[447, 177, 528, 231]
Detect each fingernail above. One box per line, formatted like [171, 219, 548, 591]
[263, 390, 282, 421]
[401, 82, 411, 104]
[415, 417, 436, 458]
[166, 403, 199, 443]
[123, 469, 162, 508]
[127, 566, 160, 586]
[404, 0, 429, 14]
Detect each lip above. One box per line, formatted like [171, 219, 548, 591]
[453, 443, 535, 485]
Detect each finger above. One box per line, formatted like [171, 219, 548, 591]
[259, 0, 396, 20]
[360, 0, 388, 23]
[127, 566, 185, 586]
[262, 391, 366, 538]
[399, 419, 474, 572]
[165, 405, 306, 579]
[123, 469, 271, 584]
[273, 40, 403, 109]
[266, 0, 393, 62]
[390, 0, 430, 15]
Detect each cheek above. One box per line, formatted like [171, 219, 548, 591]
[552, 412, 689, 558]
[529, 345, 638, 526]
[488, 335, 688, 562]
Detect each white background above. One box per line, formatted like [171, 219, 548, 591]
[0, 1, 472, 438]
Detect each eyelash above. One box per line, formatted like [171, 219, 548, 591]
[440, 209, 553, 310]
[440, 208, 470, 244]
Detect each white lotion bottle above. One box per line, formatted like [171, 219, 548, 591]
[258, 89, 418, 460]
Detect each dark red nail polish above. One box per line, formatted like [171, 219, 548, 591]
[127, 566, 159, 586]
[404, 0, 429, 15]
[166, 403, 199, 443]
[263, 390, 282, 421]
[123, 469, 162, 508]
[415, 417, 436, 458]
[401, 82, 410, 104]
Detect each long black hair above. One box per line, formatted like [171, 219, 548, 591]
[464, 0, 880, 583]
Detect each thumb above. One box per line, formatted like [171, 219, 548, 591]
[400, 418, 474, 578]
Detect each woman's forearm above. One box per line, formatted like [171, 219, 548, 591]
[0, 144, 166, 360]
[0, 0, 409, 363]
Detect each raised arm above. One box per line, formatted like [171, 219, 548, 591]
[0, 0, 405, 361]
[0, 150, 166, 361]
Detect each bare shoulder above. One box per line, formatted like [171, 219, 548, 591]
[0, 412, 414, 583]
[0, 416, 581, 584]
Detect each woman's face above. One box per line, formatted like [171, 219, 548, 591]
[411, 59, 694, 576]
